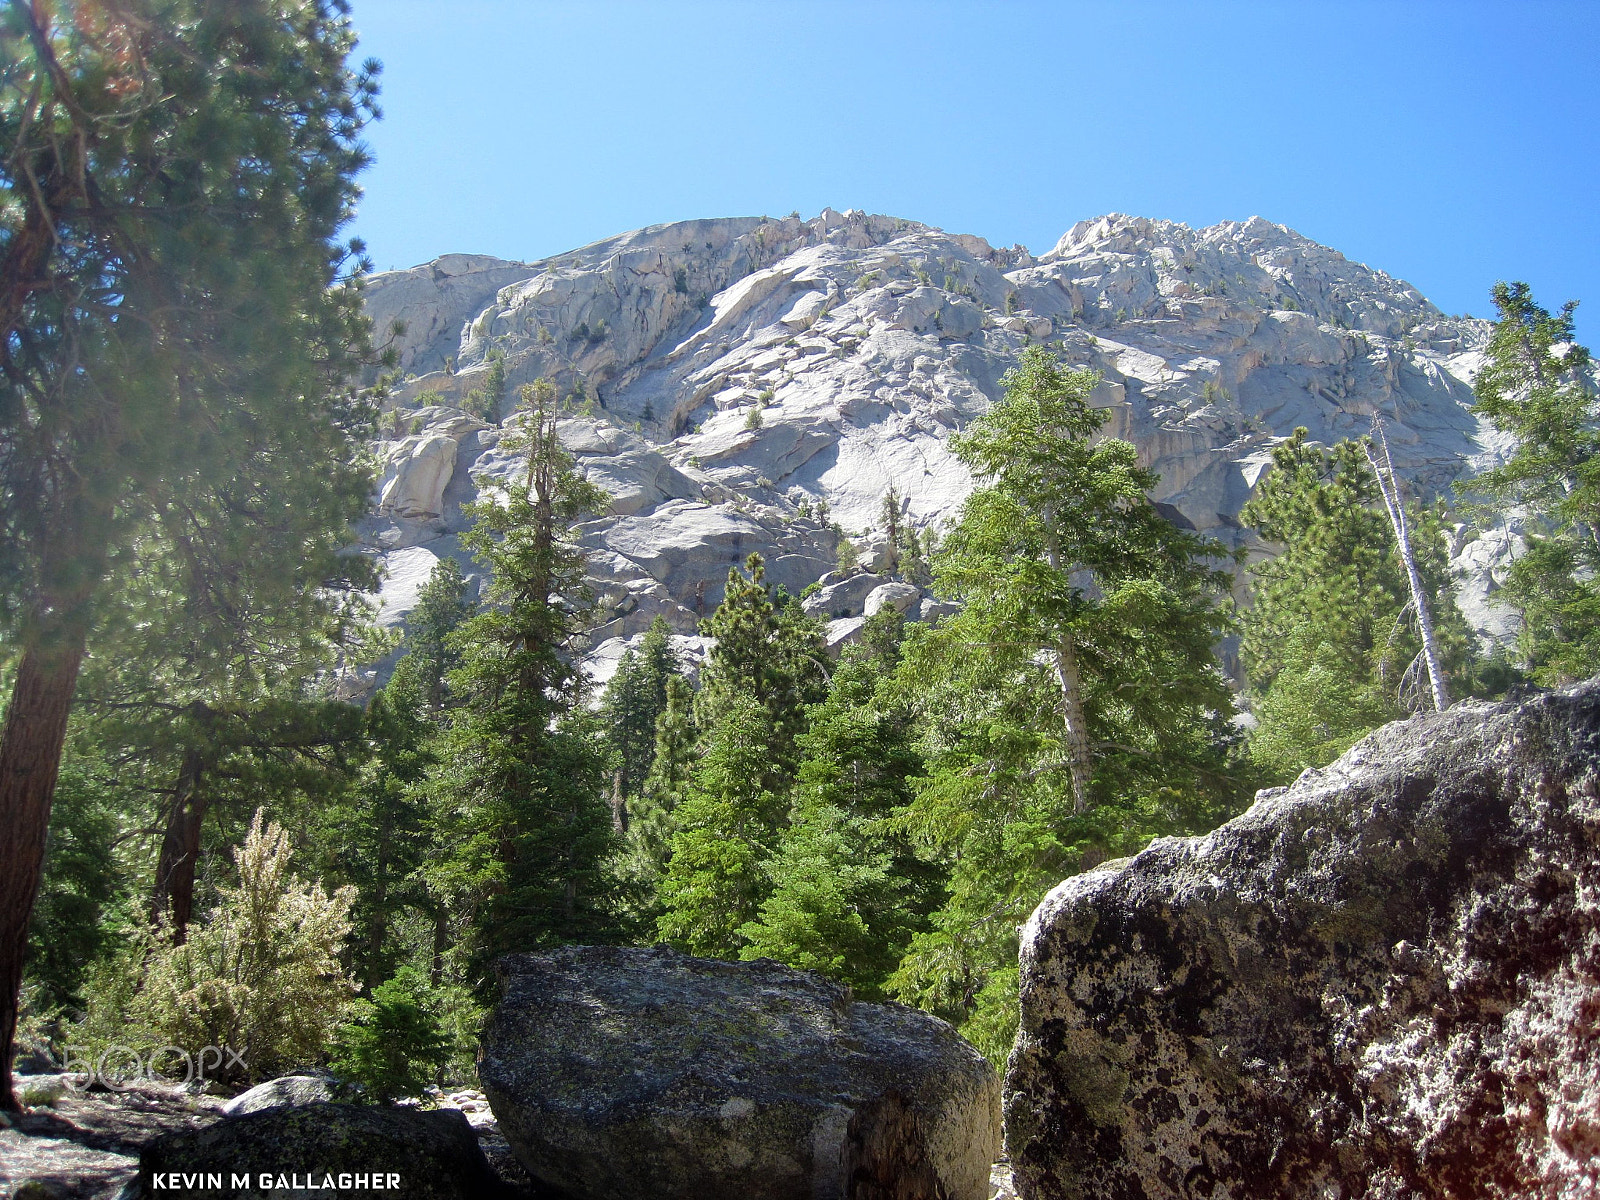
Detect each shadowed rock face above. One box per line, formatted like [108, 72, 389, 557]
[1005, 681, 1600, 1200]
[133, 1103, 506, 1199]
[480, 945, 1000, 1200]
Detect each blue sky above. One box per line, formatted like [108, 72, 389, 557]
[348, 1, 1599, 340]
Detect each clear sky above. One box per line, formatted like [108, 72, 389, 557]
[347, 1, 1599, 341]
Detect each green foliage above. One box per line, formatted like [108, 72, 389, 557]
[599, 617, 682, 803]
[885, 347, 1240, 1054]
[740, 616, 938, 999]
[1239, 429, 1477, 780]
[24, 759, 126, 1008]
[308, 689, 436, 992]
[695, 554, 828, 787]
[431, 381, 624, 979]
[656, 696, 780, 957]
[332, 967, 450, 1103]
[126, 811, 357, 1085]
[1470, 282, 1600, 683]
[744, 406, 764, 431]
[388, 559, 476, 719]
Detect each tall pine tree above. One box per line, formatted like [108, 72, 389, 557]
[431, 382, 621, 982]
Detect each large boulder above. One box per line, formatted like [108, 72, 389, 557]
[133, 1103, 505, 1199]
[480, 945, 1000, 1200]
[221, 1074, 335, 1117]
[1005, 682, 1600, 1200]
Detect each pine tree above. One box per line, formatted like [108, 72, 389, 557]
[620, 674, 697, 898]
[0, 1, 380, 1108]
[598, 615, 681, 811]
[1240, 428, 1476, 781]
[886, 347, 1240, 1062]
[739, 613, 937, 998]
[695, 554, 828, 789]
[389, 559, 476, 718]
[432, 382, 621, 981]
[1470, 282, 1600, 683]
[656, 696, 782, 958]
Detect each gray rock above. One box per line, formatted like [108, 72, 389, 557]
[800, 570, 882, 618]
[863, 581, 921, 617]
[356, 209, 1530, 680]
[480, 945, 1000, 1200]
[221, 1074, 335, 1117]
[1005, 680, 1600, 1200]
[133, 1103, 505, 1199]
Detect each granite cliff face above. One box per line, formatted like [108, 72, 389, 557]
[356, 209, 1513, 685]
[1004, 680, 1600, 1200]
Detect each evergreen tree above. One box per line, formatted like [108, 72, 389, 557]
[389, 559, 476, 718]
[598, 616, 681, 810]
[619, 674, 697, 900]
[886, 347, 1239, 1062]
[1470, 282, 1600, 683]
[695, 554, 827, 787]
[0, 0, 380, 1107]
[739, 613, 938, 998]
[656, 696, 781, 958]
[432, 382, 621, 981]
[1240, 429, 1476, 780]
[308, 686, 437, 992]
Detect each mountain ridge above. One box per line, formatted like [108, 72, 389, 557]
[355, 208, 1513, 690]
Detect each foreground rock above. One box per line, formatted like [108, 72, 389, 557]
[133, 1104, 506, 1199]
[1006, 681, 1600, 1200]
[220, 1073, 335, 1117]
[481, 945, 1000, 1200]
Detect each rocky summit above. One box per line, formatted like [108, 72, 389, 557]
[1004, 680, 1600, 1200]
[479, 945, 1001, 1200]
[356, 209, 1515, 688]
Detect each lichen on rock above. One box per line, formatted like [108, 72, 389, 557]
[1006, 680, 1600, 1200]
[480, 945, 1000, 1200]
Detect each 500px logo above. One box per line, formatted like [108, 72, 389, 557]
[48, 1044, 246, 1091]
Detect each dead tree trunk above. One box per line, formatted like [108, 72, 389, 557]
[1364, 419, 1450, 712]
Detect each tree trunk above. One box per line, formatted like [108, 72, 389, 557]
[0, 635, 88, 1112]
[150, 747, 208, 943]
[1053, 636, 1094, 816]
[1365, 421, 1450, 712]
[610, 768, 628, 834]
[1043, 535, 1095, 815]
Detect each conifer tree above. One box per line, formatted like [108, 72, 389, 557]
[389, 559, 476, 718]
[695, 554, 827, 787]
[1240, 428, 1476, 780]
[655, 696, 782, 957]
[887, 347, 1239, 1062]
[1470, 282, 1600, 682]
[740, 613, 937, 998]
[0, 0, 381, 1108]
[618, 674, 696, 899]
[432, 382, 621, 980]
[599, 616, 681, 808]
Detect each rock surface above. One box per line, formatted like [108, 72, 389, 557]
[1005, 680, 1600, 1200]
[132, 1103, 506, 1199]
[480, 945, 1001, 1200]
[357, 210, 1529, 688]
[220, 1074, 335, 1117]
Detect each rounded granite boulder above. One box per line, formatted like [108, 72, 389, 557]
[480, 945, 1000, 1200]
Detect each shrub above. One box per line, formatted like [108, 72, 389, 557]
[332, 967, 451, 1102]
[743, 407, 763, 431]
[128, 811, 357, 1084]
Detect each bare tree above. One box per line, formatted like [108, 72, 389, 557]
[1362, 419, 1450, 711]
